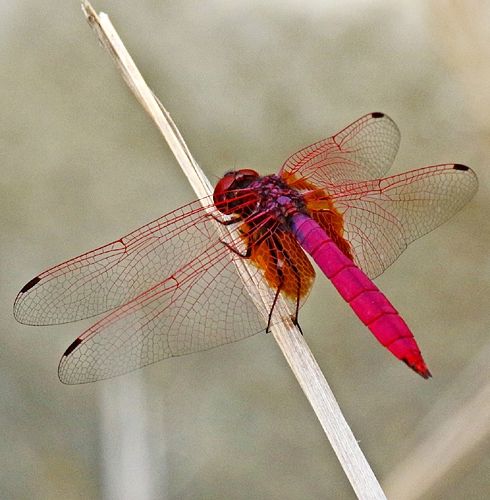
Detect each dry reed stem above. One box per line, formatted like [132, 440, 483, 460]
[81, 2, 387, 498]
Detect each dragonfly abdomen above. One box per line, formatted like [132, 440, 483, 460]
[291, 213, 431, 378]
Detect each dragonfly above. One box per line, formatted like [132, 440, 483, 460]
[14, 112, 478, 384]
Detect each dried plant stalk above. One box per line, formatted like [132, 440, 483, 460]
[81, 2, 386, 498]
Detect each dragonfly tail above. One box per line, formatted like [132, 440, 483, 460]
[292, 213, 431, 378]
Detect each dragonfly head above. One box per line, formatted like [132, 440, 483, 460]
[213, 169, 260, 215]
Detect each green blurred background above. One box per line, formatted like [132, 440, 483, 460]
[2, 1, 489, 499]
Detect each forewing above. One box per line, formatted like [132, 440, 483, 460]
[280, 112, 401, 187]
[328, 164, 478, 278]
[14, 199, 221, 325]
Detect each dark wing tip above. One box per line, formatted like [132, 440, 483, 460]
[453, 163, 470, 171]
[371, 112, 385, 118]
[63, 337, 82, 357]
[19, 276, 41, 293]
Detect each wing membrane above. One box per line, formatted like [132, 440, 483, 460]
[327, 164, 478, 278]
[14, 199, 222, 325]
[280, 112, 400, 187]
[16, 194, 314, 383]
[57, 240, 269, 384]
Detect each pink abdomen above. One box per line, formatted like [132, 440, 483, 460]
[291, 213, 430, 378]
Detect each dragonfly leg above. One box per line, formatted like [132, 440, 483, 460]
[220, 240, 252, 258]
[290, 287, 303, 335]
[292, 319, 304, 336]
[210, 213, 242, 226]
[290, 261, 303, 328]
[271, 233, 304, 331]
[219, 224, 272, 259]
[266, 238, 285, 333]
[266, 284, 283, 333]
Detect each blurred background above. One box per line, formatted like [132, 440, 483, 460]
[1, 1, 489, 498]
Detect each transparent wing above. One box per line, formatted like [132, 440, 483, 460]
[57, 219, 318, 384]
[327, 164, 478, 278]
[280, 112, 400, 187]
[14, 199, 222, 325]
[57, 240, 269, 384]
[15, 192, 315, 383]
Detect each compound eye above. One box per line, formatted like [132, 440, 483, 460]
[236, 169, 259, 180]
[213, 173, 236, 206]
[213, 169, 259, 214]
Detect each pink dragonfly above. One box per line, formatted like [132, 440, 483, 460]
[14, 113, 478, 384]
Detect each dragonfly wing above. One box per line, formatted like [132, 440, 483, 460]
[58, 240, 268, 384]
[14, 199, 223, 325]
[329, 164, 478, 278]
[280, 112, 400, 187]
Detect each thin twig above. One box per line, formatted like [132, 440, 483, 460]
[81, 2, 387, 498]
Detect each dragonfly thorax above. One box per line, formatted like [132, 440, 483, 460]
[213, 171, 306, 224]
